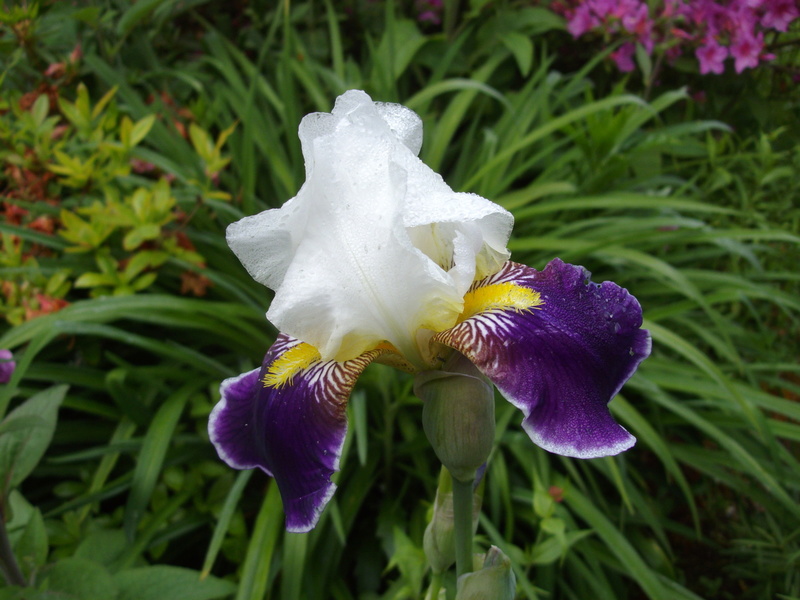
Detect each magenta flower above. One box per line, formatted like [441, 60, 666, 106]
[761, 0, 799, 30]
[611, 42, 637, 72]
[0, 350, 15, 384]
[567, 3, 600, 37]
[208, 91, 651, 532]
[696, 41, 728, 74]
[731, 31, 765, 72]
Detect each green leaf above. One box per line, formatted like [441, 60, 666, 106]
[15, 505, 47, 576]
[501, 31, 533, 76]
[130, 271, 158, 292]
[123, 224, 161, 251]
[41, 557, 118, 600]
[6, 491, 48, 576]
[74, 529, 129, 568]
[373, 18, 426, 84]
[532, 487, 555, 518]
[0, 385, 67, 493]
[130, 114, 156, 147]
[91, 86, 118, 120]
[189, 123, 213, 162]
[31, 94, 49, 128]
[123, 384, 194, 540]
[115, 566, 236, 600]
[74, 272, 118, 288]
[119, 116, 133, 148]
[123, 251, 169, 280]
[635, 43, 653, 85]
[530, 530, 592, 565]
[58, 97, 87, 130]
[116, 0, 163, 36]
[201, 470, 253, 579]
[235, 484, 283, 600]
[567, 487, 679, 600]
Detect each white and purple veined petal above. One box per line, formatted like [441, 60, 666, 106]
[208, 334, 405, 532]
[435, 259, 651, 459]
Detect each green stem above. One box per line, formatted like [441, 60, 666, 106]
[0, 509, 26, 587]
[451, 474, 474, 580]
[425, 571, 444, 600]
[444, 0, 461, 40]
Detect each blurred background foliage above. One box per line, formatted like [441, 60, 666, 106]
[0, 0, 798, 599]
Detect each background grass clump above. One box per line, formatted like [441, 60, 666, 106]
[0, 1, 798, 599]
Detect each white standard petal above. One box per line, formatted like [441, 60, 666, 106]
[227, 90, 513, 367]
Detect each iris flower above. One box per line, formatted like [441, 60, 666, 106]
[209, 90, 651, 532]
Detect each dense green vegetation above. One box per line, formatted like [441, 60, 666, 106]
[1, 1, 798, 599]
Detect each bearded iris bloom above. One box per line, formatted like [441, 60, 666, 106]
[209, 90, 651, 533]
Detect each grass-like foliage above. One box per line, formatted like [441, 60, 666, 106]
[0, 1, 798, 599]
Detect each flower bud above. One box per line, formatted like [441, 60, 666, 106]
[0, 349, 15, 384]
[415, 353, 495, 482]
[456, 546, 516, 600]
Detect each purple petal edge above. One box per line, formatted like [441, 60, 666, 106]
[436, 259, 651, 459]
[208, 335, 386, 532]
[209, 368, 266, 471]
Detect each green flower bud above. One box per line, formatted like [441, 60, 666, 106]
[456, 546, 516, 600]
[415, 353, 495, 482]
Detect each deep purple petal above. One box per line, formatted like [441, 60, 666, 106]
[209, 335, 388, 532]
[435, 259, 650, 458]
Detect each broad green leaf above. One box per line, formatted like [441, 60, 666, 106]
[14, 506, 47, 577]
[74, 529, 129, 568]
[41, 558, 118, 600]
[0, 385, 67, 493]
[115, 566, 235, 600]
[123, 224, 162, 251]
[501, 31, 533, 76]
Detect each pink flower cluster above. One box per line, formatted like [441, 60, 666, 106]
[553, 0, 798, 74]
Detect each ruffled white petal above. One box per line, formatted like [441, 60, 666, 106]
[227, 90, 512, 366]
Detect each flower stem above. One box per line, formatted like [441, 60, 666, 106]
[0, 510, 25, 587]
[425, 571, 443, 600]
[451, 474, 474, 579]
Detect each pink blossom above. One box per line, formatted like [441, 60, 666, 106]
[611, 42, 637, 71]
[730, 31, 764, 72]
[557, 0, 790, 77]
[567, 3, 599, 37]
[761, 0, 799, 31]
[622, 3, 655, 51]
[696, 41, 728, 74]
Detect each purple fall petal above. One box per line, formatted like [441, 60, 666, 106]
[435, 259, 651, 458]
[209, 334, 387, 532]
